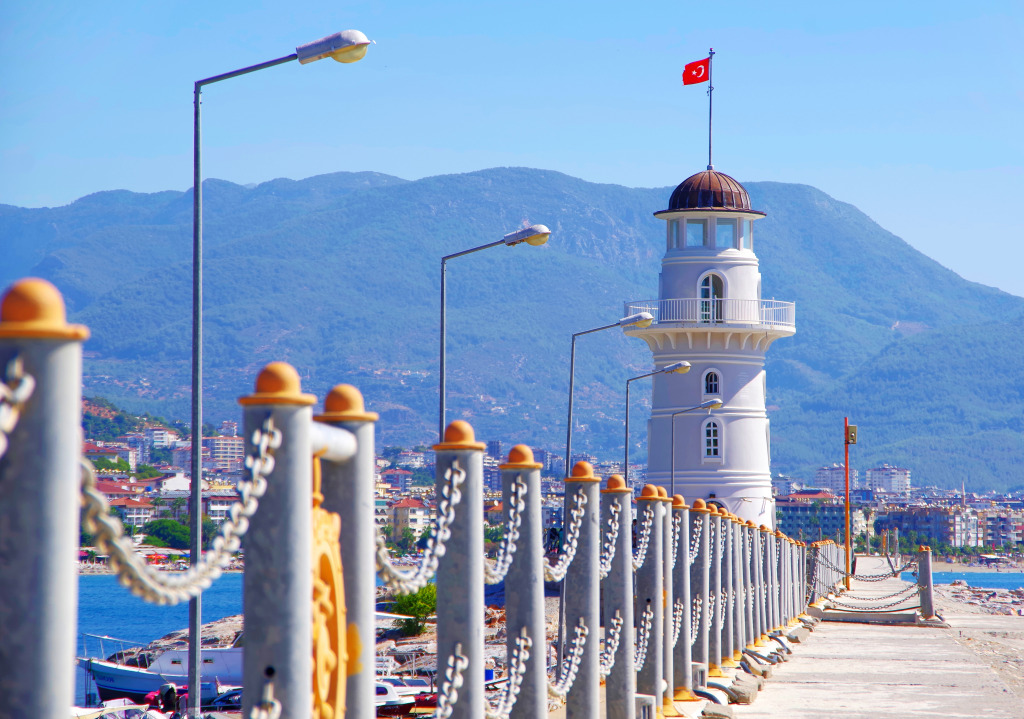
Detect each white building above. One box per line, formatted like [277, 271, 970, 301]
[814, 464, 860, 495]
[625, 169, 795, 527]
[865, 464, 911, 495]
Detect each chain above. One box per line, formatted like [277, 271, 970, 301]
[0, 355, 34, 461]
[634, 603, 654, 669]
[485, 627, 532, 719]
[707, 591, 716, 625]
[377, 460, 466, 594]
[599, 610, 624, 678]
[816, 552, 917, 581]
[80, 416, 279, 605]
[832, 583, 919, 606]
[434, 643, 470, 719]
[544, 492, 587, 582]
[599, 500, 621, 580]
[688, 518, 703, 566]
[829, 594, 922, 611]
[249, 676, 282, 719]
[548, 618, 588, 699]
[671, 597, 685, 648]
[632, 505, 654, 572]
[670, 513, 682, 571]
[805, 547, 819, 604]
[690, 596, 701, 646]
[484, 474, 526, 585]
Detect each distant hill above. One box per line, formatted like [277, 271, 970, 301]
[3, 167, 1023, 492]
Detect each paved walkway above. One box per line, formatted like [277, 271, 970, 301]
[739, 556, 1024, 719]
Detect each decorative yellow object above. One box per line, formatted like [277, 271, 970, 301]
[312, 455, 346, 719]
[240, 361, 317, 406]
[0, 277, 89, 340]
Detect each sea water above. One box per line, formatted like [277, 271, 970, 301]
[901, 571, 1024, 591]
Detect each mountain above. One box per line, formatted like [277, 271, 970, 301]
[3, 168, 1023, 492]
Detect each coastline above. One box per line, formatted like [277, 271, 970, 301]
[932, 560, 1024, 574]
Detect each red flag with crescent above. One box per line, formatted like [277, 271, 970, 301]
[683, 57, 710, 85]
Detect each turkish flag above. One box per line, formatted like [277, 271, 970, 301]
[683, 57, 710, 85]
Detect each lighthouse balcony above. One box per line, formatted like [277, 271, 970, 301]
[623, 298, 795, 331]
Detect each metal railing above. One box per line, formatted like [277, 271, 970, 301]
[623, 298, 795, 330]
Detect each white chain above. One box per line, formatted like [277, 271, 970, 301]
[544, 492, 587, 582]
[599, 610, 624, 678]
[670, 513, 682, 571]
[376, 461, 466, 594]
[632, 505, 654, 571]
[599, 500, 621, 580]
[249, 677, 282, 719]
[485, 627, 532, 719]
[484, 474, 526, 585]
[690, 596, 701, 646]
[708, 591, 716, 625]
[634, 603, 654, 669]
[671, 597, 685, 648]
[434, 643, 469, 719]
[0, 355, 34, 460]
[688, 518, 703, 566]
[80, 417, 279, 605]
[548, 618, 588, 699]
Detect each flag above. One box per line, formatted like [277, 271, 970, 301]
[683, 57, 710, 85]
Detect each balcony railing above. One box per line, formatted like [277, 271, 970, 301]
[623, 298, 795, 331]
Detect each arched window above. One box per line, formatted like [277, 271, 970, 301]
[704, 370, 720, 396]
[703, 419, 721, 459]
[700, 274, 724, 323]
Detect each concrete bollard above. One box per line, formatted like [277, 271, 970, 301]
[565, 461, 601, 719]
[708, 506, 725, 678]
[433, 421, 485, 719]
[742, 522, 756, 651]
[672, 496, 698, 703]
[240, 362, 316, 719]
[0, 279, 88, 717]
[315, 385, 378, 719]
[501, 446, 547, 719]
[657, 487, 682, 717]
[635, 485, 665, 708]
[690, 500, 713, 683]
[918, 546, 936, 620]
[731, 516, 745, 663]
[602, 475, 635, 719]
[754, 527, 770, 647]
[721, 514, 739, 670]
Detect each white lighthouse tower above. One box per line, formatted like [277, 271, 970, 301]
[624, 169, 794, 527]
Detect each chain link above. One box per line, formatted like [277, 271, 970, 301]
[0, 355, 34, 461]
[671, 597, 685, 648]
[599, 500, 621, 580]
[670, 513, 682, 571]
[632, 505, 654, 572]
[544, 492, 587, 582]
[484, 474, 526, 585]
[249, 677, 282, 719]
[80, 416, 279, 605]
[377, 460, 466, 594]
[599, 610, 624, 678]
[690, 596, 701, 646]
[434, 643, 470, 719]
[634, 603, 654, 670]
[548, 618, 588, 699]
[817, 552, 917, 581]
[485, 627, 532, 719]
[829, 595, 922, 611]
[688, 518, 703, 566]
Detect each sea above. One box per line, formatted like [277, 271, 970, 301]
[902, 571, 1024, 591]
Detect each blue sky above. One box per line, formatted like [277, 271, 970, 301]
[2, 1, 1022, 294]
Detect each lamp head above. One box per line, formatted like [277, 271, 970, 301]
[664, 361, 691, 374]
[702, 398, 723, 410]
[503, 224, 551, 247]
[296, 30, 372, 65]
[618, 311, 654, 328]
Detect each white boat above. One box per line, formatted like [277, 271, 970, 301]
[375, 681, 416, 716]
[81, 647, 242, 704]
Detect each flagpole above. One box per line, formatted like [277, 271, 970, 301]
[708, 47, 714, 169]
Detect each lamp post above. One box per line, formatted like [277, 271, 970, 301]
[188, 30, 370, 717]
[438, 224, 550, 439]
[624, 361, 691, 486]
[564, 312, 653, 469]
[669, 398, 723, 496]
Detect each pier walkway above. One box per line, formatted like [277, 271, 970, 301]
[739, 557, 1023, 719]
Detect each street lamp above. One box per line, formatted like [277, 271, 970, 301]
[438, 224, 550, 439]
[669, 398, 723, 496]
[188, 30, 370, 716]
[563, 312, 653, 468]
[624, 361, 691, 486]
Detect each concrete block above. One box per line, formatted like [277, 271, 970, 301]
[700, 703, 735, 719]
[786, 626, 811, 643]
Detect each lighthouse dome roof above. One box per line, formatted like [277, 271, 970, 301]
[664, 169, 755, 212]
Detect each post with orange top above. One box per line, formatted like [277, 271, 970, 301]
[707, 506, 725, 678]
[742, 522, 756, 650]
[0, 279, 88, 717]
[918, 545, 936, 620]
[690, 500, 713, 682]
[564, 461, 601, 719]
[636, 485, 666, 713]
[239, 361, 317, 719]
[433, 421, 486, 719]
[315, 384, 378, 719]
[671, 496, 698, 702]
[730, 515, 746, 662]
[500, 446, 547, 719]
[721, 513, 738, 669]
[754, 526, 770, 645]
[601, 475, 635, 719]
[658, 488, 682, 717]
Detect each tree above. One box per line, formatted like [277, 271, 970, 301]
[416, 527, 432, 550]
[396, 526, 417, 554]
[142, 519, 190, 549]
[93, 457, 130, 472]
[135, 464, 161, 479]
[391, 584, 437, 636]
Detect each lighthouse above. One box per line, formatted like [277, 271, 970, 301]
[624, 169, 794, 528]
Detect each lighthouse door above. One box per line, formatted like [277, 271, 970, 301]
[700, 274, 724, 323]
